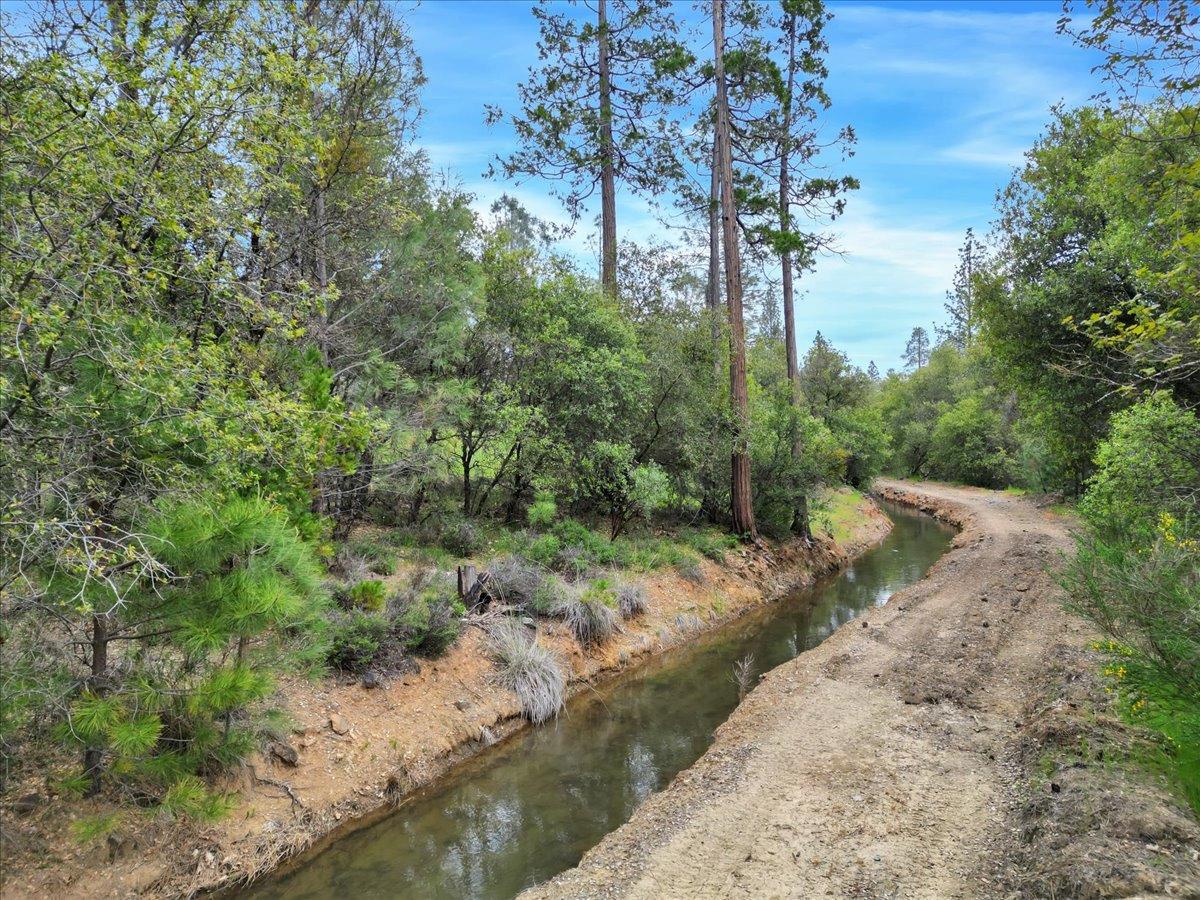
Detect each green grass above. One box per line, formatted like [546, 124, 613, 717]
[814, 487, 871, 544]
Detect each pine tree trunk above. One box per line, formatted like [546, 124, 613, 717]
[708, 131, 723, 380]
[778, 11, 809, 541]
[83, 611, 109, 796]
[598, 0, 618, 297]
[713, 0, 756, 537]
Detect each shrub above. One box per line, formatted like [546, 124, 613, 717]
[348, 579, 387, 612]
[553, 544, 591, 581]
[527, 490, 557, 528]
[1077, 392, 1200, 540]
[326, 610, 389, 672]
[487, 620, 566, 724]
[556, 582, 618, 647]
[345, 536, 398, 575]
[576, 441, 672, 537]
[442, 520, 483, 557]
[1064, 530, 1200, 810]
[1064, 395, 1200, 813]
[617, 582, 649, 619]
[391, 572, 464, 657]
[925, 396, 1015, 488]
[526, 533, 562, 566]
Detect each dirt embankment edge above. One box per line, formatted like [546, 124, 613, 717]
[0, 494, 891, 900]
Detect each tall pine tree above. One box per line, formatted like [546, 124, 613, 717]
[488, 0, 683, 295]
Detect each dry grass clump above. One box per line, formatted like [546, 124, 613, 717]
[486, 619, 565, 724]
[617, 582, 649, 619]
[486, 555, 543, 601]
[730, 652, 755, 700]
[556, 583, 619, 647]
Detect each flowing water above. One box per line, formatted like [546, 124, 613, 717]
[246, 503, 953, 900]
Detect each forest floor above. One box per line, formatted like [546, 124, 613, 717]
[525, 480, 1200, 900]
[0, 492, 891, 899]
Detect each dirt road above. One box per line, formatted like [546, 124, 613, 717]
[524, 480, 1200, 899]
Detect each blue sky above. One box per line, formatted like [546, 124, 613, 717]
[407, 0, 1107, 371]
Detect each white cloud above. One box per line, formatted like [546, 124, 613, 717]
[820, 197, 962, 285]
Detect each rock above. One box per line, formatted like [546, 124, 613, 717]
[270, 742, 299, 767]
[520, 617, 536, 628]
[12, 793, 41, 815]
[361, 670, 379, 689]
[329, 713, 350, 735]
[454, 699, 471, 711]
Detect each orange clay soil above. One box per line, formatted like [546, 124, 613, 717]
[0, 492, 890, 900]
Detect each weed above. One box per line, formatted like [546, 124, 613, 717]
[731, 653, 755, 700]
[487, 620, 565, 724]
[71, 811, 123, 844]
[442, 521, 483, 557]
[681, 528, 739, 561]
[527, 491, 557, 528]
[553, 544, 592, 581]
[345, 536, 399, 575]
[348, 579, 387, 612]
[556, 582, 618, 647]
[675, 558, 705, 584]
[526, 533, 562, 567]
[487, 556, 547, 608]
[390, 572, 464, 657]
[617, 582, 649, 619]
[326, 610, 389, 672]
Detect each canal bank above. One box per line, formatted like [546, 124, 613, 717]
[1, 491, 897, 899]
[521, 481, 1098, 899]
[239, 502, 952, 899]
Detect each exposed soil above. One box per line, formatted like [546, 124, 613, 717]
[524, 480, 1200, 900]
[0, 494, 890, 899]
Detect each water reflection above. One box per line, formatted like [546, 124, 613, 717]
[246, 503, 952, 900]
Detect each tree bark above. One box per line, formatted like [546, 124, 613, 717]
[778, 10, 810, 541]
[598, 0, 618, 297]
[83, 611, 110, 796]
[713, 0, 756, 537]
[708, 131, 723, 379]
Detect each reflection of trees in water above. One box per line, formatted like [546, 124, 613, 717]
[258, 510, 953, 900]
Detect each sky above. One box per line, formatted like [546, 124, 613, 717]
[406, 0, 1108, 372]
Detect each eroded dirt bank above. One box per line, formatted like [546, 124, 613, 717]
[0, 496, 890, 900]
[524, 480, 1200, 900]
